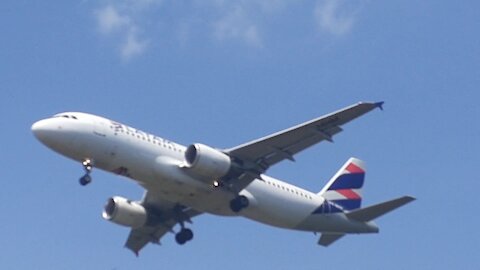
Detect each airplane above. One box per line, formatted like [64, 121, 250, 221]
[31, 101, 414, 255]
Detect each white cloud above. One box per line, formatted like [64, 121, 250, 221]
[120, 29, 148, 61]
[95, 5, 129, 34]
[92, 1, 365, 60]
[212, 5, 263, 48]
[314, 0, 360, 36]
[94, 2, 154, 61]
[244, 26, 262, 48]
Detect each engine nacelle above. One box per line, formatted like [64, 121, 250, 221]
[102, 196, 147, 229]
[184, 143, 231, 179]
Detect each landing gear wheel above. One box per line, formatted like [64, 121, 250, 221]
[175, 228, 194, 245]
[79, 158, 93, 186]
[230, 195, 249, 213]
[184, 228, 193, 241]
[79, 175, 92, 186]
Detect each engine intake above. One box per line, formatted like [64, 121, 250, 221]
[102, 196, 147, 229]
[185, 143, 231, 179]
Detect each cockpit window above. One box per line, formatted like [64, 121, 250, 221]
[53, 114, 78, 120]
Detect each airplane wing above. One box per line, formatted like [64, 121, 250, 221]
[225, 102, 383, 191]
[124, 191, 203, 255]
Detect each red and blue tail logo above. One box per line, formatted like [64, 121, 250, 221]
[314, 158, 365, 214]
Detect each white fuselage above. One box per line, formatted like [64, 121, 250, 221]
[32, 112, 377, 234]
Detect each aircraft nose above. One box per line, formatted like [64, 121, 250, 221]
[31, 119, 57, 144]
[32, 117, 82, 155]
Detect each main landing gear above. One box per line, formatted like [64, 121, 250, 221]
[175, 226, 194, 245]
[229, 195, 249, 213]
[79, 159, 93, 186]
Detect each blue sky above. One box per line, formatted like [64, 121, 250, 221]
[2, 1, 479, 269]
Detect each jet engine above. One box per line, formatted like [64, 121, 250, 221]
[102, 196, 147, 229]
[184, 143, 231, 179]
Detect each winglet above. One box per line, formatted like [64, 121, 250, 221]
[374, 101, 384, 111]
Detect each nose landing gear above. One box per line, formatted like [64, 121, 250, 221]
[79, 159, 93, 186]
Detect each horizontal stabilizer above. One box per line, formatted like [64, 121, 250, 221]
[318, 233, 345, 246]
[346, 196, 415, 222]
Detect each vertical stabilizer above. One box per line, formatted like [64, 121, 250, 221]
[319, 158, 365, 211]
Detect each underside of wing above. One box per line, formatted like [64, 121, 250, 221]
[224, 102, 383, 191]
[124, 190, 203, 255]
[126, 222, 175, 256]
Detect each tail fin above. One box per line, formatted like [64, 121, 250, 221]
[319, 158, 365, 211]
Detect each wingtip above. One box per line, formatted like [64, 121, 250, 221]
[395, 195, 416, 207]
[125, 245, 140, 257]
[404, 195, 416, 202]
[375, 101, 385, 110]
